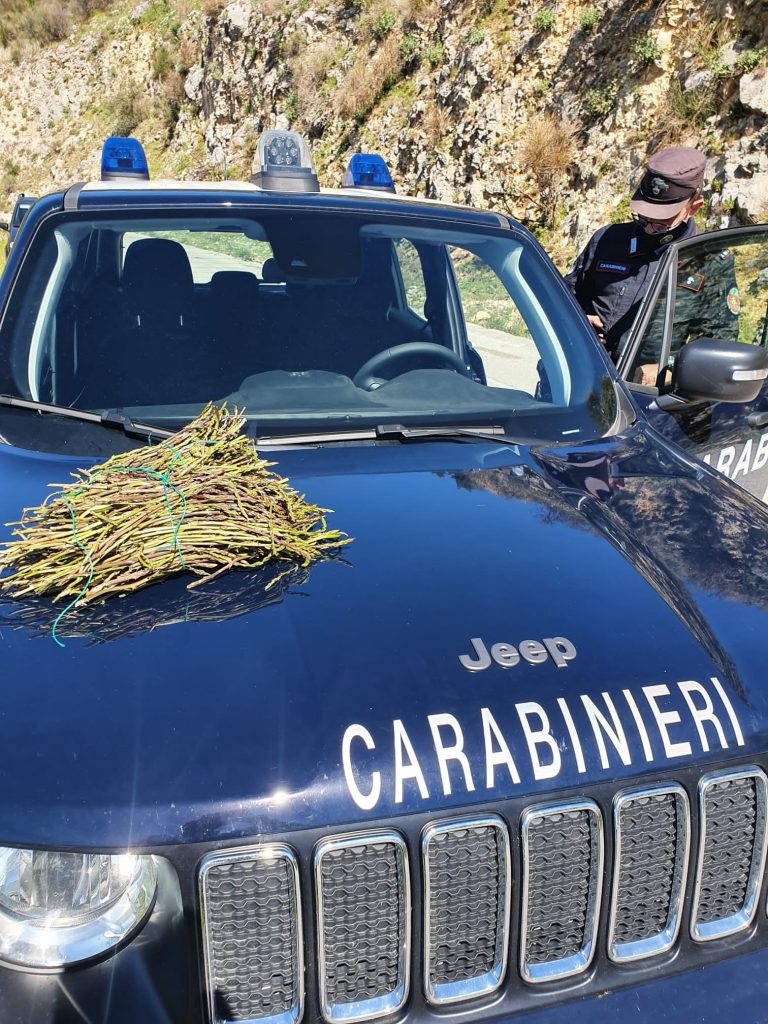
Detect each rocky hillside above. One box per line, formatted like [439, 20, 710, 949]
[1, 0, 767, 269]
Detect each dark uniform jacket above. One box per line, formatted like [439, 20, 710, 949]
[563, 220, 739, 367]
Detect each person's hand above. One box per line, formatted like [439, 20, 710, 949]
[632, 363, 660, 386]
[586, 314, 606, 346]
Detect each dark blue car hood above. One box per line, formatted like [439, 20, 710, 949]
[1, 424, 767, 850]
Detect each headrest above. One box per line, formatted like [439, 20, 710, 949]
[210, 271, 260, 306]
[122, 238, 194, 298]
[260, 257, 286, 283]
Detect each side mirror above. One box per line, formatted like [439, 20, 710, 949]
[0, 221, 9, 232]
[656, 337, 768, 410]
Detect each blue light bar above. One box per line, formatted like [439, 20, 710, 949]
[342, 153, 395, 193]
[101, 137, 149, 181]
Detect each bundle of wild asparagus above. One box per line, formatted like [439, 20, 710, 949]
[0, 403, 348, 609]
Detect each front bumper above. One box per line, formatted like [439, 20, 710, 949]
[2, 928, 767, 1024]
[2, 782, 768, 1024]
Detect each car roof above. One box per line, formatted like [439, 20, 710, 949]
[67, 178, 511, 229]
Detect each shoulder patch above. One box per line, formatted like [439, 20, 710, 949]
[727, 286, 741, 314]
[679, 272, 704, 292]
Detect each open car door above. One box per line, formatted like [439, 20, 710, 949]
[617, 225, 768, 503]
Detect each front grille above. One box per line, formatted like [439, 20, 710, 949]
[422, 816, 510, 1004]
[315, 832, 410, 1023]
[608, 785, 690, 961]
[691, 767, 768, 940]
[520, 801, 603, 982]
[199, 845, 302, 1024]
[198, 763, 768, 1024]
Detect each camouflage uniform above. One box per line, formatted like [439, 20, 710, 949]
[634, 244, 740, 372]
[564, 220, 740, 370]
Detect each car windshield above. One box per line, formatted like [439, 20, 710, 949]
[0, 206, 623, 443]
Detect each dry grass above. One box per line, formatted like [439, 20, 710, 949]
[0, 0, 112, 47]
[259, 0, 289, 17]
[335, 31, 404, 119]
[651, 81, 715, 148]
[71, 0, 112, 15]
[201, 0, 228, 16]
[291, 40, 337, 121]
[423, 101, 452, 148]
[398, 0, 439, 22]
[519, 112, 576, 185]
[518, 112, 576, 228]
[688, 17, 722, 62]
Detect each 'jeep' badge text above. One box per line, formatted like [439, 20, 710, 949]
[459, 635, 577, 672]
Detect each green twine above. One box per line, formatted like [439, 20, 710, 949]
[51, 491, 94, 648]
[50, 439, 214, 647]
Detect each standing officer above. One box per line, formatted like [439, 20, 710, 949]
[565, 147, 739, 384]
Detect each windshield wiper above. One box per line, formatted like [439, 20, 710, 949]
[375, 423, 522, 447]
[0, 396, 174, 440]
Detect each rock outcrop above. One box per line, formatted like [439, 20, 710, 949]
[0, 0, 766, 263]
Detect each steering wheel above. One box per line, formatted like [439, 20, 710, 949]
[353, 342, 469, 391]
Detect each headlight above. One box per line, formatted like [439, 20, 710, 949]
[0, 848, 156, 968]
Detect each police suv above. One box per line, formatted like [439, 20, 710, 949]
[1, 134, 768, 1023]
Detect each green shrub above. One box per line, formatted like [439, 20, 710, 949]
[137, 0, 179, 33]
[669, 82, 717, 126]
[611, 196, 631, 223]
[705, 49, 731, 79]
[103, 86, 146, 137]
[579, 8, 600, 32]
[372, 10, 396, 40]
[159, 70, 185, 134]
[284, 91, 298, 123]
[467, 27, 485, 45]
[583, 81, 617, 117]
[736, 46, 768, 74]
[532, 8, 555, 32]
[425, 37, 444, 67]
[151, 43, 173, 81]
[633, 34, 661, 64]
[283, 30, 304, 57]
[400, 32, 419, 59]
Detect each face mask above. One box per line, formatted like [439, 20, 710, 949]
[638, 217, 691, 251]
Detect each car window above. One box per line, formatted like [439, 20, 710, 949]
[11, 201, 33, 229]
[448, 246, 540, 397]
[122, 230, 273, 285]
[0, 209, 622, 444]
[629, 230, 768, 386]
[629, 286, 667, 383]
[393, 237, 427, 317]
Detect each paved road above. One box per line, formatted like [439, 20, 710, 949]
[467, 323, 539, 394]
[182, 245, 263, 282]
